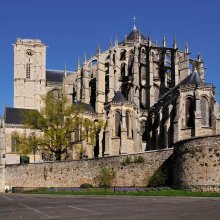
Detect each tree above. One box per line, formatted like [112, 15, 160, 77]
[19, 93, 102, 161]
[95, 164, 116, 189]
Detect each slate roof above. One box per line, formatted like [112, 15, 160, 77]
[157, 70, 203, 103]
[4, 107, 35, 125]
[127, 28, 147, 41]
[112, 91, 127, 103]
[46, 70, 64, 83]
[180, 70, 202, 86]
[74, 101, 95, 112]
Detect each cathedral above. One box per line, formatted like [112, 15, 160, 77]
[1, 23, 220, 164]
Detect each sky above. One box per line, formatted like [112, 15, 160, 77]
[1, 0, 220, 115]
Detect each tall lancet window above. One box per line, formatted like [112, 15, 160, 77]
[121, 63, 126, 77]
[115, 111, 121, 137]
[126, 111, 131, 137]
[141, 66, 146, 80]
[201, 96, 210, 126]
[185, 97, 195, 128]
[141, 88, 147, 108]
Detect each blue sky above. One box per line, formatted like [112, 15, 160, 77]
[1, 0, 220, 115]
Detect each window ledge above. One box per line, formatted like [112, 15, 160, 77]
[181, 127, 193, 130]
[112, 136, 120, 139]
[201, 126, 212, 129]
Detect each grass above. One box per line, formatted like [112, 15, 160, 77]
[22, 188, 220, 197]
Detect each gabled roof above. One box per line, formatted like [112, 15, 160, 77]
[112, 91, 127, 103]
[74, 101, 95, 112]
[5, 107, 35, 125]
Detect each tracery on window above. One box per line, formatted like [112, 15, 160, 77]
[185, 97, 195, 128]
[120, 49, 126, 61]
[201, 96, 210, 126]
[115, 111, 121, 137]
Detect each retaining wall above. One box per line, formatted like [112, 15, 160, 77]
[173, 135, 220, 192]
[5, 149, 173, 189]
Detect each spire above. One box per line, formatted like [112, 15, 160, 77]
[115, 36, 118, 47]
[64, 63, 67, 77]
[84, 51, 87, 64]
[138, 29, 141, 42]
[124, 34, 127, 42]
[184, 40, 189, 54]
[173, 35, 178, 49]
[197, 51, 202, 62]
[133, 15, 137, 30]
[155, 39, 158, 46]
[97, 42, 101, 55]
[148, 32, 152, 47]
[77, 57, 80, 70]
[110, 38, 113, 50]
[162, 35, 166, 47]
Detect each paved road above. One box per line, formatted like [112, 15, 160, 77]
[0, 193, 220, 220]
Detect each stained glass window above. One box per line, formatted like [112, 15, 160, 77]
[115, 111, 121, 137]
[185, 97, 195, 128]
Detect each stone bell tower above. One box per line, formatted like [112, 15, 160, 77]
[14, 38, 46, 110]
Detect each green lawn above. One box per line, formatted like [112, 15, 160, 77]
[23, 188, 220, 197]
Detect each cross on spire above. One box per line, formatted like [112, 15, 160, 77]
[133, 16, 137, 30]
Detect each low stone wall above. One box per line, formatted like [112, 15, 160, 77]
[5, 149, 173, 189]
[173, 135, 220, 192]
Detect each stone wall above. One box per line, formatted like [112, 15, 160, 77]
[173, 135, 220, 192]
[5, 149, 172, 189]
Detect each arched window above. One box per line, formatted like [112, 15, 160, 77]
[141, 66, 146, 80]
[166, 69, 172, 88]
[140, 120, 147, 141]
[185, 97, 195, 128]
[11, 132, 20, 153]
[201, 96, 210, 126]
[140, 48, 146, 64]
[121, 63, 126, 77]
[128, 49, 134, 76]
[164, 50, 171, 67]
[126, 111, 131, 137]
[141, 88, 147, 108]
[115, 111, 121, 137]
[120, 49, 126, 61]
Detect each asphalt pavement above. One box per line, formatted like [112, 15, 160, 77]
[0, 193, 220, 220]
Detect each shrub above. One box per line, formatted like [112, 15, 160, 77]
[148, 169, 168, 187]
[96, 165, 116, 188]
[80, 183, 93, 188]
[133, 155, 144, 163]
[121, 156, 133, 166]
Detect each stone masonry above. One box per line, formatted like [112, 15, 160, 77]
[173, 135, 220, 191]
[5, 149, 172, 189]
